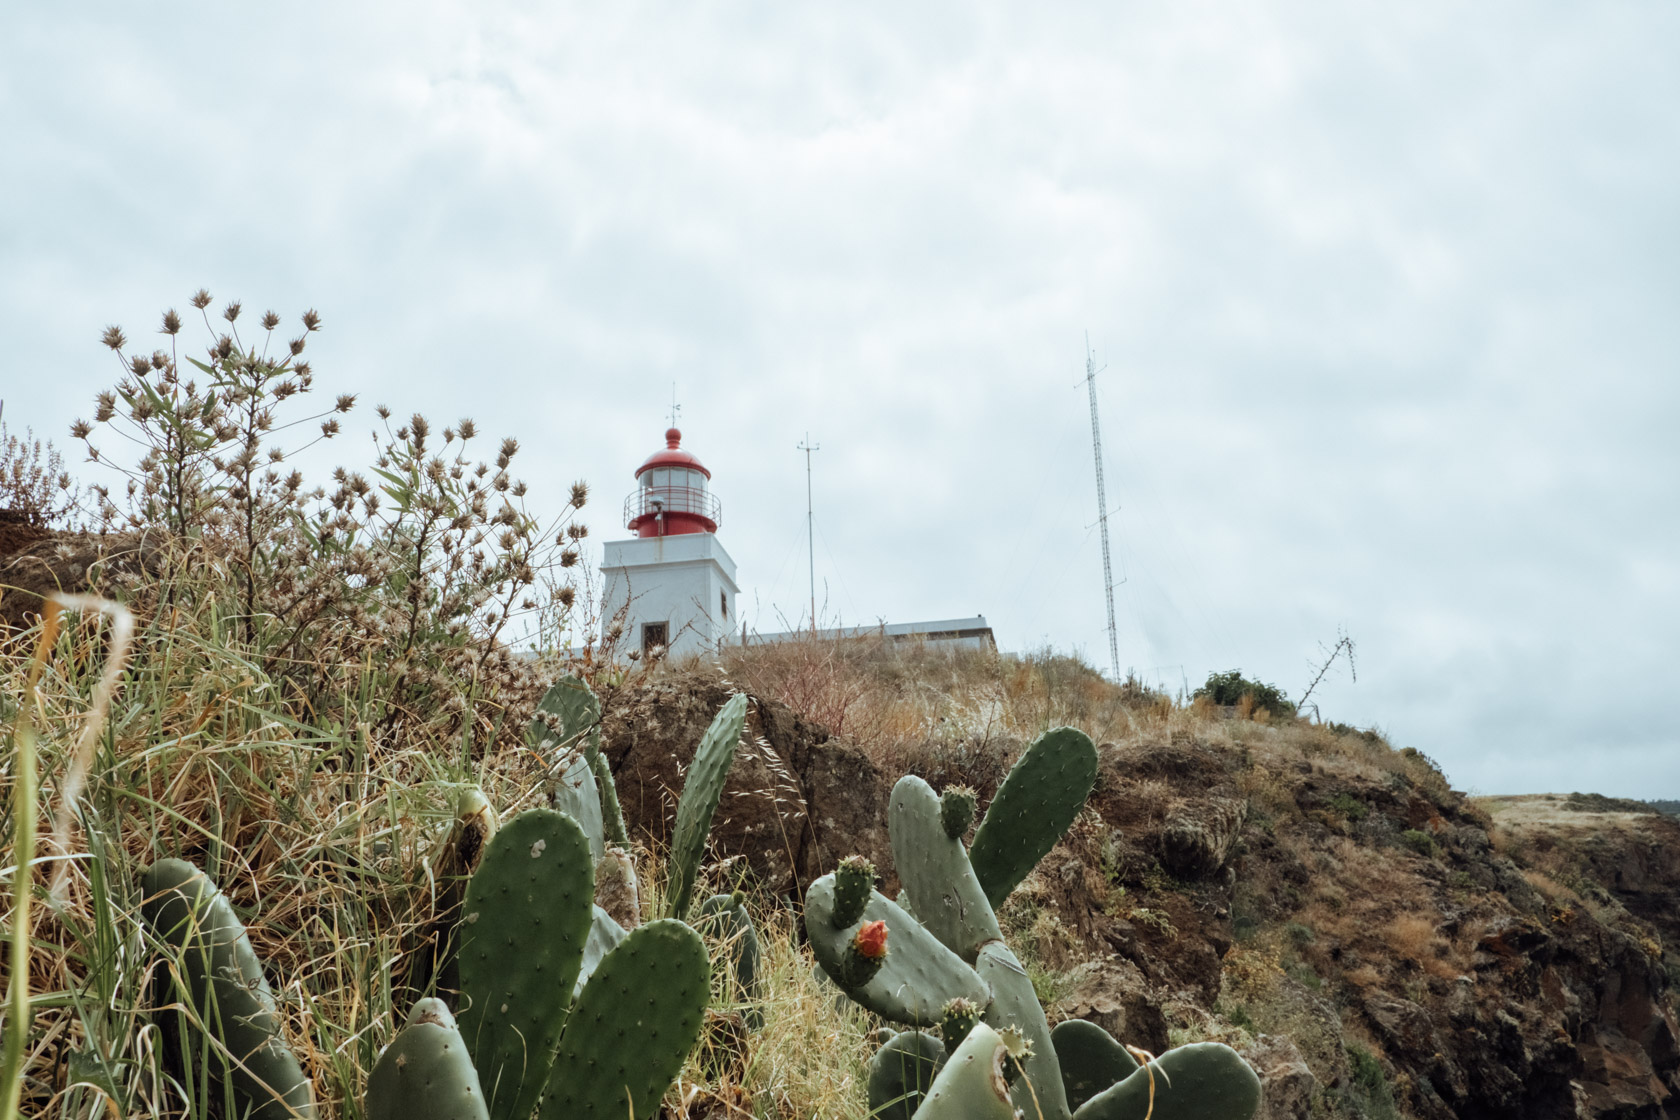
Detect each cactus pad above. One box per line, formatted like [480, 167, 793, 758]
[804, 873, 989, 1027]
[367, 999, 488, 1120]
[939, 998, 982, 1050]
[889, 775, 1002, 959]
[833, 855, 876, 928]
[458, 810, 594, 1120]
[940, 786, 977, 840]
[976, 940, 1069, 1120]
[969, 727, 1099, 909]
[665, 692, 749, 919]
[1052, 1019, 1140, 1112]
[529, 674, 602, 762]
[1071, 1042, 1261, 1120]
[866, 1030, 946, 1120]
[139, 859, 315, 1120]
[550, 749, 605, 862]
[573, 905, 628, 1001]
[912, 1023, 1018, 1120]
[698, 892, 762, 1029]
[540, 919, 710, 1120]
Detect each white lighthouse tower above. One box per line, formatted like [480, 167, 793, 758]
[599, 427, 740, 659]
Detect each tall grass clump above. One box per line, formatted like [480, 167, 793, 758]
[0, 292, 595, 1118]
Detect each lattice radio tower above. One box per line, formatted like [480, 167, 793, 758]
[1084, 336, 1121, 680]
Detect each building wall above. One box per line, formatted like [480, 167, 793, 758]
[600, 533, 739, 659]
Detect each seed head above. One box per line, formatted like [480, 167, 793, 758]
[101, 325, 127, 351]
[191, 289, 212, 310]
[161, 309, 182, 335]
[223, 300, 242, 323]
[261, 310, 280, 330]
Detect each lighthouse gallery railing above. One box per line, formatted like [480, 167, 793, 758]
[623, 485, 723, 528]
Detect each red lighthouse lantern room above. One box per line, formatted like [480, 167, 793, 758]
[624, 428, 722, 537]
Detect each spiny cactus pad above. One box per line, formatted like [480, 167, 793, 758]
[939, 998, 982, 1050]
[804, 873, 989, 1026]
[540, 919, 710, 1120]
[591, 749, 629, 846]
[573, 905, 628, 1001]
[911, 1022, 1018, 1120]
[940, 785, 977, 840]
[139, 859, 315, 1120]
[833, 855, 876, 928]
[889, 775, 1002, 960]
[969, 726, 1099, 909]
[665, 691, 749, 919]
[866, 1030, 945, 1120]
[1070, 1042, 1262, 1120]
[976, 940, 1069, 1120]
[698, 892, 763, 1029]
[1051, 1019, 1140, 1113]
[530, 674, 602, 762]
[550, 749, 605, 862]
[458, 810, 594, 1120]
[367, 999, 488, 1120]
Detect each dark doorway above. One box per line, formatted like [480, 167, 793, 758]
[642, 621, 669, 656]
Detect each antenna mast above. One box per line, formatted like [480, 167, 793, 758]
[797, 433, 820, 632]
[1084, 336, 1121, 680]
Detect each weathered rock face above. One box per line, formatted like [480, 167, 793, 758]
[600, 673, 1680, 1120]
[0, 520, 161, 629]
[598, 671, 893, 896]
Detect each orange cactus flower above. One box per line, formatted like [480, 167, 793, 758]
[854, 920, 889, 960]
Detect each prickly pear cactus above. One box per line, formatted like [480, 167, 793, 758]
[698, 892, 763, 1029]
[968, 726, 1099, 909]
[1070, 1041, 1261, 1120]
[1052, 1019, 1140, 1113]
[804, 872, 989, 1026]
[530, 674, 602, 761]
[890, 775, 1002, 960]
[867, 1030, 945, 1120]
[539, 919, 710, 1120]
[367, 999, 488, 1120]
[976, 940, 1068, 1120]
[591, 749, 630, 846]
[805, 723, 1262, 1120]
[665, 692, 749, 919]
[138, 859, 315, 1120]
[458, 810, 594, 1120]
[911, 1023, 1017, 1120]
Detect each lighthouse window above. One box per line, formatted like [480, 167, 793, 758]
[720, 592, 728, 620]
[642, 621, 668, 656]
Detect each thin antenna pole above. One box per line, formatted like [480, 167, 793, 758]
[797, 434, 820, 632]
[1084, 335, 1121, 680]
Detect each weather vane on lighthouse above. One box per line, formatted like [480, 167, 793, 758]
[669, 383, 681, 429]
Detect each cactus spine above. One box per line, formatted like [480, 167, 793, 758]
[138, 859, 315, 1120]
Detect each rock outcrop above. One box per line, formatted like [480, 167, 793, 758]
[601, 672, 1680, 1119]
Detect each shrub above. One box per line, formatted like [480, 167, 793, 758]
[1194, 669, 1296, 718]
[1401, 829, 1439, 859]
[0, 417, 82, 526]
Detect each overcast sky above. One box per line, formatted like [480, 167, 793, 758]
[3, 2, 1676, 797]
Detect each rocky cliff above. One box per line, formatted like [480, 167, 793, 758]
[600, 671, 1680, 1120]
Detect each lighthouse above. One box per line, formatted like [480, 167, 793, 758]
[599, 427, 740, 659]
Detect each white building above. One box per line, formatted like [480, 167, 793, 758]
[599, 427, 739, 659]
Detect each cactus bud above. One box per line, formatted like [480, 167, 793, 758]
[998, 1026, 1033, 1086]
[836, 920, 889, 988]
[940, 997, 981, 1049]
[940, 786, 977, 840]
[832, 855, 875, 928]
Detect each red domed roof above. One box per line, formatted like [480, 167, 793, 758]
[635, 427, 712, 480]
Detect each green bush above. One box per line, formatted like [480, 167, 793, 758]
[1400, 830, 1439, 859]
[1329, 793, 1368, 822]
[1194, 670, 1296, 717]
